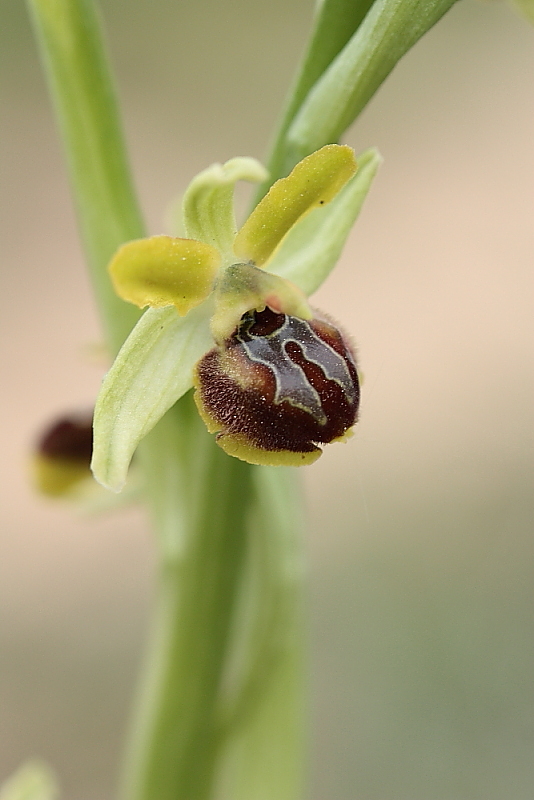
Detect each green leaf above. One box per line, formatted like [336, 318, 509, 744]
[287, 0, 459, 160]
[268, 148, 382, 296]
[0, 761, 59, 800]
[257, 0, 375, 190]
[182, 157, 268, 260]
[109, 235, 220, 314]
[234, 145, 357, 267]
[92, 303, 213, 491]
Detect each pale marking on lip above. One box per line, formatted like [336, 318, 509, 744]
[235, 314, 356, 425]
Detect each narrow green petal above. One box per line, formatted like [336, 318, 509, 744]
[0, 760, 58, 800]
[182, 157, 269, 258]
[234, 144, 357, 267]
[109, 236, 220, 314]
[268, 148, 382, 295]
[91, 303, 213, 491]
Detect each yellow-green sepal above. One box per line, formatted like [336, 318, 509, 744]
[182, 157, 268, 258]
[210, 262, 312, 344]
[268, 148, 382, 295]
[233, 144, 357, 267]
[92, 302, 213, 491]
[109, 235, 220, 314]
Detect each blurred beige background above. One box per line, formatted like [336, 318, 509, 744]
[2, 1, 534, 798]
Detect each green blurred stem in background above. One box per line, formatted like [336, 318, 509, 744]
[25, 0, 458, 798]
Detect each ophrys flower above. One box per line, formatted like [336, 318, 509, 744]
[91, 145, 381, 490]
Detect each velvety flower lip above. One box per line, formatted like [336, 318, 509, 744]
[193, 306, 360, 468]
[91, 145, 382, 490]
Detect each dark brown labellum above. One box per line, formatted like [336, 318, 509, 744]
[195, 307, 360, 464]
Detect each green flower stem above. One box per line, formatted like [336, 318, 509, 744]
[121, 398, 252, 800]
[123, 397, 306, 800]
[222, 465, 306, 800]
[26, 0, 144, 352]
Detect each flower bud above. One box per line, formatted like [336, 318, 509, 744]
[194, 307, 360, 466]
[33, 412, 94, 496]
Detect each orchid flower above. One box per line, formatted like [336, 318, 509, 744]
[91, 144, 381, 491]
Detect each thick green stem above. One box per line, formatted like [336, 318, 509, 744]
[219, 465, 306, 800]
[121, 398, 306, 800]
[121, 398, 254, 800]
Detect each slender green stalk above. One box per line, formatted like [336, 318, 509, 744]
[122, 393, 308, 800]
[26, 0, 144, 352]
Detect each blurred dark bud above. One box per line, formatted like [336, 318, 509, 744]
[32, 411, 94, 497]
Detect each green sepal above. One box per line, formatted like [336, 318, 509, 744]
[210, 263, 312, 344]
[233, 144, 357, 266]
[182, 157, 268, 259]
[92, 302, 213, 491]
[286, 0, 458, 158]
[0, 761, 59, 800]
[108, 235, 220, 314]
[268, 148, 382, 295]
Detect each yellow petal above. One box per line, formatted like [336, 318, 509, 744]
[233, 144, 357, 267]
[109, 235, 221, 314]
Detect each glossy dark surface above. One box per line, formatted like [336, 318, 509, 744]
[196, 308, 360, 453]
